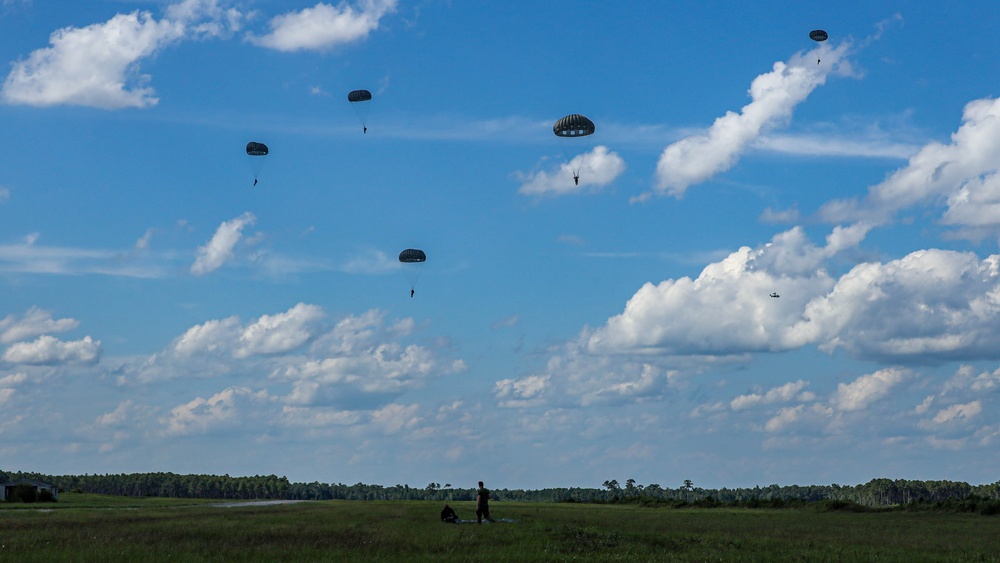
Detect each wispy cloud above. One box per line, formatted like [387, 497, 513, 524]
[491, 315, 519, 330]
[0, 237, 171, 278]
[191, 212, 256, 276]
[755, 133, 919, 159]
[340, 248, 399, 275]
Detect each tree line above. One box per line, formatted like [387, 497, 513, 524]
[3, 469, 998, 507]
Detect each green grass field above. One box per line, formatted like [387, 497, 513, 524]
[1, 494, 998, 561]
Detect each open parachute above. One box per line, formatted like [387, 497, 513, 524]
[399, 249, 426, 297]
[348, 89, 373, 134]
[553, 114, 596, 138]
[809, 29, 828, 64]
[399, 249, 426, 263]
[246, 141, 269, 156]
[245, 141, 268, 186]
[553, 114, 596, 186]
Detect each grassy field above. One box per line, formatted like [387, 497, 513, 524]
[1, 494, 998, 561]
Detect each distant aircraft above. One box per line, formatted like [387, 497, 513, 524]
[553, 114, 596, 186]
[809, 29, 828, 64]
[770, 292, 780, 298]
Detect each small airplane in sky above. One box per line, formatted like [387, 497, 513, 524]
[769, 292, 780, 298]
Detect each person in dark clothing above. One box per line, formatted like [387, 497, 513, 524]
[476, 481, 494, 524]
[440, 504, 458, 523]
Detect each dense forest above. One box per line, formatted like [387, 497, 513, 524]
[3, 469, 999, 508]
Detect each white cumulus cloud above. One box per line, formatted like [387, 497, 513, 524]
[2, 12, 183, 108]
[2, 335, 101, 365]
[370, 403, 421, 434]
[2, 1, 243, 109]
[236, 303, 325, 358]
[820, 97, 1000, 231]
[166, 0, 245, 39]
[517, 146, 626, 197]
[172, 316, 242, 357]
[730, 380, 811, 411]
[0, 372, 27, 406]
[931, 400, 982, 424]
[494, 375, 550, 408]
[247, 0, 397, 52]
[586, 225, 1000, 363]
[172, 303, 324, 359]
[794, 249, 1000, 361]
[279, 341, 441, 404]
[161, 386, 268, 436]
[586, 227, 848, 356]
[126, 306, 463, 418]
[272, 309, 460, 406]
[833, 367, 910, 412]
[0, 307, 79, 344]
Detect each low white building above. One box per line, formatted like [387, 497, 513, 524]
[1, 478, 59, 501]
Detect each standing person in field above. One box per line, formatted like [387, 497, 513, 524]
[476, 481, 494, 524]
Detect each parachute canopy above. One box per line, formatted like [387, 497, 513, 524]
[399, 249, 426, 263]
[246, 142, 269, 156]
[553, 114, 595, 137]
[348, 89, 373, 103]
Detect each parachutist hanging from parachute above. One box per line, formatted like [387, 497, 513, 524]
[553, 114, 596, 186]
[809, 29, 828, 64]
[399, 248, 426, 297]
[245, 141, 268, 186]
[348, 89, 373, 134]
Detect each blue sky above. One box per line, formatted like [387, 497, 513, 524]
[2, 0, 1000, 490]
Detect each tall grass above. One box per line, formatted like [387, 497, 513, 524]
[1, 494, 998, 561]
